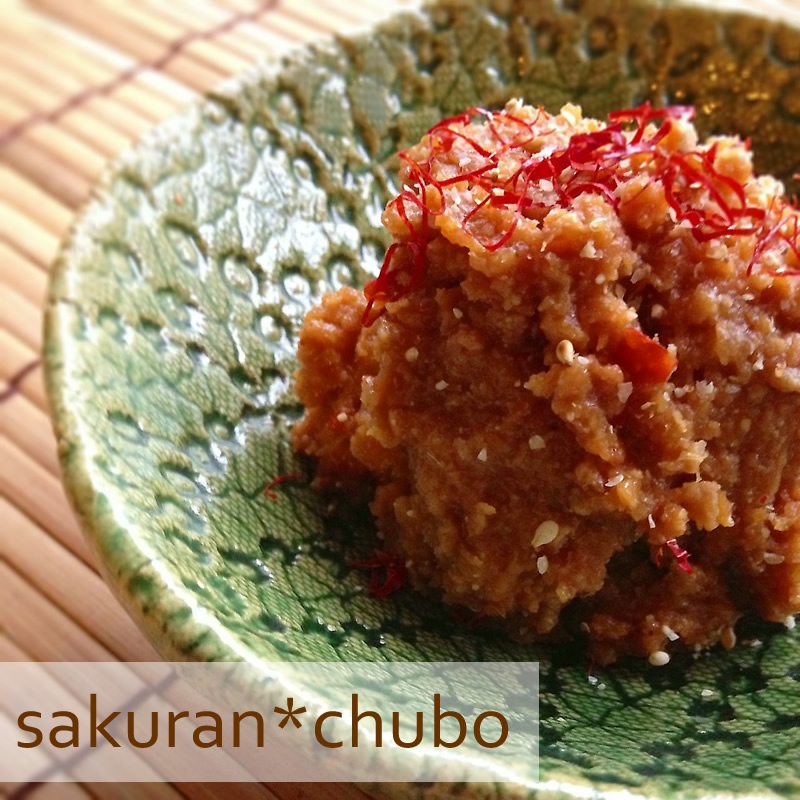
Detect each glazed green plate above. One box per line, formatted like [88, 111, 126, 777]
[45, 0, 800, 796]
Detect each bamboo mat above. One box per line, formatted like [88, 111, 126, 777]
[0, 0, 417, 797]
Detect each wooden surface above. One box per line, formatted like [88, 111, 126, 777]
[0, 0, 416, 797]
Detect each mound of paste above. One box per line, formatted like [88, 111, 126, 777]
[292, 100, 800, 664]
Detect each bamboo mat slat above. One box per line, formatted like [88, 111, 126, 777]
[23, 28, 192, 121]
[1, 170, 74, 239]
[89, 1, 256, 76]
[0, 1, 425, 797]
[1, 42, 155, 132]
[0, 396, 58, 476]
[0, 499, 159, 660]
[0, 564, 124, 661]
[0, 286, 42, 353]
[0, 85, 108, 180]
[0, 334, 46, 409]
[2, 782, 97, 800]
[0, 244, 48, 309]
[0, 436, 96, 568]
[2, 205, 62, 272]
[26, 0, 227, 92]
[142, 1, 278, 62]
[1, 137, 91, 210]
[0, 53, 134, 156]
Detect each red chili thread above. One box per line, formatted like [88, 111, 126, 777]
[446, 605, 491, 628]
[364, 101, 800, 325]
[264, 472, 307, 500]
[664, 538, 693, 574]
[348, 550, 407, 597]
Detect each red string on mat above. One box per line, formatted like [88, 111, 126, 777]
[0, 359, 41, 404]
[0, 0, 280, 150]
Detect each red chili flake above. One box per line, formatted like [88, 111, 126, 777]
[612, 327, 677, 384]
[748, 203, 800, 277]
[348, 551, 407, 598]
[664, 538, 693, 574]
[264, 472, 307, 500]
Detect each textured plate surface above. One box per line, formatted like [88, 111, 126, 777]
[46, 0, 800, 796]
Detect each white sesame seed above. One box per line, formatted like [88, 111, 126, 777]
[701, 689, 714, 698]
[764, 552, 785, 564]
[605, 474, 624, 488]
[529, 435, 545, 451]
[537, 555, 549, 574]
[405, 347, 419, 362]
[648, 650, 671, 667]
[406, 509, 415, 518]
[580, 241, 598, 259]
[617, 382, 633, 403]
[532, 520, 559, 547]
[472, 583, 480, 591]
[435, 380, 449, 391]
[336, 411, 348, 423]
[556, 339, 575, 365]
[561, 105, 580, 126]
[648, 514, 656, 529]
[662, 625, 679, 642]
[587, 675, 598, 685]
[477, 448, 488, 462]
[785, 615, 796, 630]
[539, 179, 554, 192]
[453, 308, 464, 319]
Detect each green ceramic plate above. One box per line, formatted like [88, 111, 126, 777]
[46, 0, 800, 796]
